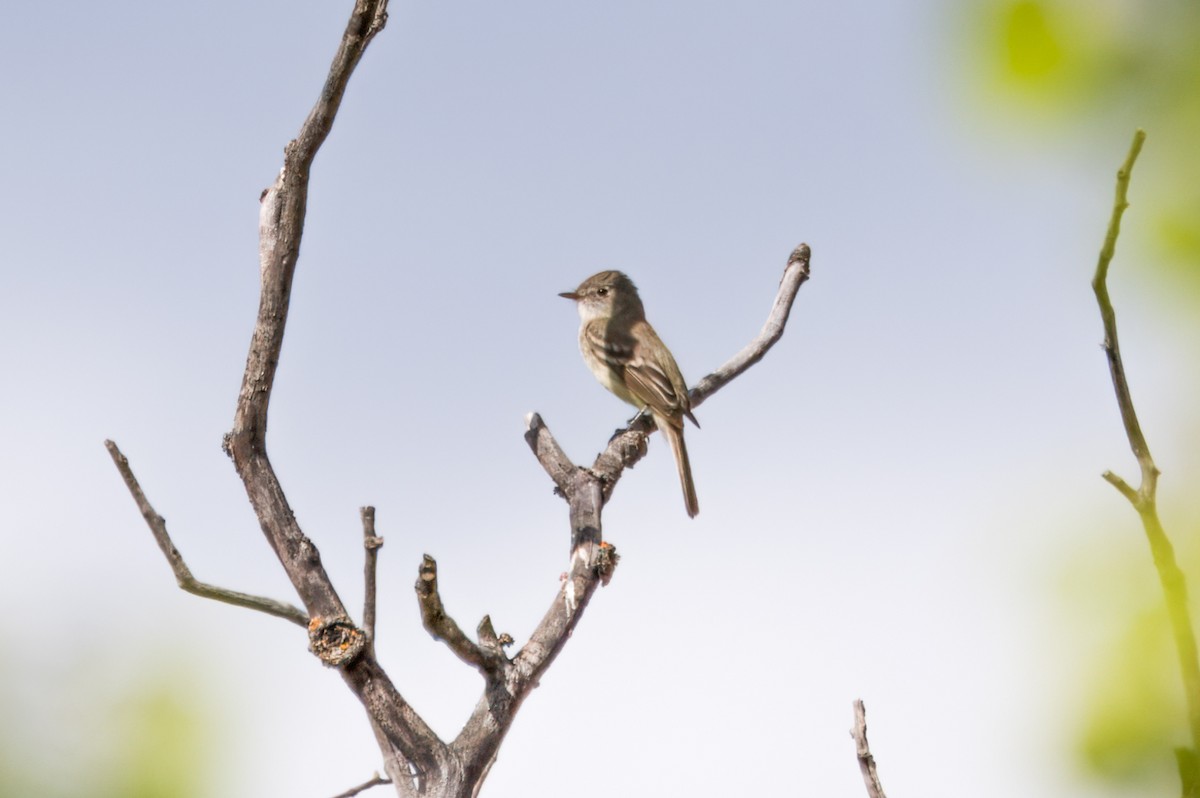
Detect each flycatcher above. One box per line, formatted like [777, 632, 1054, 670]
[560, 271, 700, 518]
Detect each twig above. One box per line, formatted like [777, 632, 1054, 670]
[1091, 129, 1200, 783]
[690, 243, 811, 407]
[1092, 130, 1155, 501]
[851, 699, 887, 798]
[330, 771, 392, 798]
[415, 555, 506, 676]
[104, 440, 308, 627]
[362, 506, 383, 651]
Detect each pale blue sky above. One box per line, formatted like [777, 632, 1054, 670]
[1, 2, 1195, 797]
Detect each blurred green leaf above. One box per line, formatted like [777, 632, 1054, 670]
[1001, 1, 1064, 81]
[101, 677, 213, 798]
[965, 0, 1200, 292]
[0, 652, 217, 798]
[1076, 607, 1178, 782]
[1056, 525, 1200, 794]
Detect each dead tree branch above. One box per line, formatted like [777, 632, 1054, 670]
[224, 0, 390, 626]
[105, 0, 812, 794]
[110, 1, 443, 794]
[416, 555, 507, 677]
[104, 439, 307, 626]
[362, 506, 383, 652]
[851, 700, 887, 798]
[1091, 128, 1200, 791]
[691, 243, 812, 406]
[222, 3, 454, 790]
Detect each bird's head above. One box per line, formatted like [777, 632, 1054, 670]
[559, 270, 644, 322]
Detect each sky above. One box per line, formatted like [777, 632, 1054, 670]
[2, 1, 1197, 797]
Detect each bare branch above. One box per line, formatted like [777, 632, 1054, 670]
[691, 243, 812, 407]
[447, 478, 611, 781]
[415, 555, 507, 677]
[235, 3, 389, 452]
[209, 1, 450, 785]
[523, 412, 578, 497]
[330, 772, 392, 798]
[224, 0, 391, 624]
[851, 700, 888, 798]
[1091, 129, 1200, 780]
[104, 439, 308, 627]
[514, 478, 607, 677]
[362, 506, 383, 651]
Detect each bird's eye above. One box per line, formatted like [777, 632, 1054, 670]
[597, 287, 608, 296]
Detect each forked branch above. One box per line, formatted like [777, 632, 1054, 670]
[416, 555, 507, 677]
[1091, 129, 1200, 788]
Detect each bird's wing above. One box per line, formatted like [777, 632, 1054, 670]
[583, 321, 634, 368]
[621, 322, 695, 427]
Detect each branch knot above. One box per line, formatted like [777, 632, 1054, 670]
[595, 542, 620, 586]
[308, 616, 369, 667]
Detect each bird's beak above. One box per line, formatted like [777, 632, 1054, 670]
[558, 291, 580, 300]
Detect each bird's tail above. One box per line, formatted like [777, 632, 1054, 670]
[659, 416, 699, 518]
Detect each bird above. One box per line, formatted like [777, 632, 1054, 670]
[560, 270, 699, 518]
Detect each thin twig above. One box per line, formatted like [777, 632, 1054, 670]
[330, 771, 392, 798]
[851, 699, 888, 798]
[1092, 129, 1156, 501]
[690, 243, 811, 407]
[361, 506, 383, 651]
[104, 440, 308, 627]
[1091, 129, 1200, 784]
